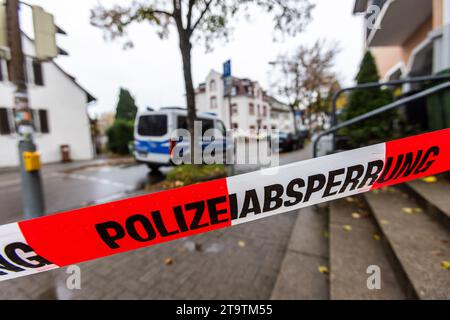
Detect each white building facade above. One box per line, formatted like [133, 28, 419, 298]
[0, 34, 96, 168]
[195, 70, 294, 134]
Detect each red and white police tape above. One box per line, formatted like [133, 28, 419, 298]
[1, 129, 449, 281]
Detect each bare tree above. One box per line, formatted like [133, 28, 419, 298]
[270, 40, 339, 134]
[90, 0, 314, 163]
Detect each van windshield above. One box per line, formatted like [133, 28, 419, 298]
[137, 115, 167, 136]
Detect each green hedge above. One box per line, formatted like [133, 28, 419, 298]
[106, 119, 134, 155]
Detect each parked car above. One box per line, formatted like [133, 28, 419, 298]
[134, 107, 231, 171]
[272, 131, 307, 152]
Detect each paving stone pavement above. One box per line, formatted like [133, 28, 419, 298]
[0, 210, 299, 299]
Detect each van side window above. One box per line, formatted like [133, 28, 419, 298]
[177, 116, 188, 130]
[216, 120, 226, 136]
[200, 118, 214, 135]
[177, 116, 215, 135]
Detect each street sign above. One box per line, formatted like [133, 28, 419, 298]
[223, 59, 232, 96]
[223, 59, 231, 78]
[32, 6, 58, 60]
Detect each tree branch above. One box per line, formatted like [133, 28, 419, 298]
[190, 0, 213, 34]
[187, 0, 195, 30]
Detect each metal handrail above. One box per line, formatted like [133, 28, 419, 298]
[330, 74, 450, 131]
[313, 80, 450, 158]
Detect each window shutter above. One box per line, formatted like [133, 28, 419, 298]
[33, 60, 44, 86]
[38, 109, 49, 133]
[32, 109, 40, 132]
[0, 108, 11, 135]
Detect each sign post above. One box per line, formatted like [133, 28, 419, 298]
[223, 59, 235, 174]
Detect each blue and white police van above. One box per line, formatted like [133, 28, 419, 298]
[134, 107, 230, 170]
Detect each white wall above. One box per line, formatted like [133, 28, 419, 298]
[196, 70, 272, 132]
[0, 35, 93, 167]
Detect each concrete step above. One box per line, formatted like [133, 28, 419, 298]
[329, 196, 405, 300]
[402, 176, 450, 230]
[271, 206, 329, 300]
[365, 187, 450, 299]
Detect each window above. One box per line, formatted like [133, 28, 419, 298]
[263, 106, 267, 117]
[0, 108, 11, 135]
[138, 115, 167, 136]
[249, 103, 255, 115]
[209, 79, 216, 91]
[257, 105, 261, 116]
[231, 103, 238, 115]
[32, 60, 44, 86]
[0, 107, 50, 135]
[210, 96, 217, 109]
[24, 57, 44, 86]
[232, 123, 238, 129]
[38, 109, 49, 133]
[0, 59, 8, 82]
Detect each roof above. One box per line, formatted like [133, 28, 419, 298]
[51, 62, 97, 103]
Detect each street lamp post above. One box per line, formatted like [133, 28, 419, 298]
[6, 0, 45, 219]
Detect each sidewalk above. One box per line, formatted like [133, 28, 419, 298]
[0, 156, 135, 176]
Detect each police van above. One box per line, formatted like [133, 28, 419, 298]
[134, 107, 230, 170]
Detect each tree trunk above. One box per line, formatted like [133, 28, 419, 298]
[179, 32, 198, 164]
[290, 105, 299, 135]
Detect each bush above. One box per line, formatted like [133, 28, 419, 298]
[165, 164, 228, 186]
[339, 51, 396, 148]
[106, 119, 134, 155]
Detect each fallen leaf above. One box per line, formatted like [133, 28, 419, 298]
[323, 231, 329, 239]
[413, 208, 423, 213]
[351, 212, 361, 219]
[345, 197, 355, 203]
[372, 189, 380, 194]
[402, 207, 413, 214]
[441, 261, 450, 270]
[174, 180, 184, 187]
[164, 258, 173, 266]
[238, 240, 246, 248]
[430, 250, 442, 256]
[342, 225, 352, 232]
[422, 176, 437, 183]
[373, 234, 381, 241]
[318, 265, 329, 274]
[380, 219, 390, 225]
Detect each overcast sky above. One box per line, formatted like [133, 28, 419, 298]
[21, 0, 364, 118]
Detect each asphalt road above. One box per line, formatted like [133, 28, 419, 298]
[0, 147, 306, 224]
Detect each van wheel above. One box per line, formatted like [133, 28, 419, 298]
[147, 164, 161, 171]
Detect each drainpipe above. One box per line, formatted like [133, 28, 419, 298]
[442, 0, 450, 70]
